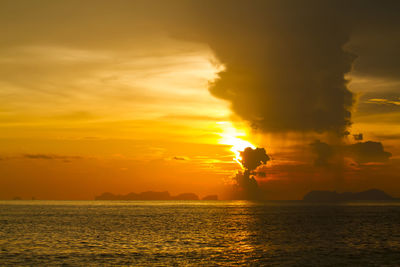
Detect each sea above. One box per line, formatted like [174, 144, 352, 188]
[1, 200, 400, 266]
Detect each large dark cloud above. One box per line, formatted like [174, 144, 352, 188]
[159, 1, 400, 136]
[175, 0, 355, 135]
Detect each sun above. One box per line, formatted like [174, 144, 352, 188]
[217, 121, 255, 166]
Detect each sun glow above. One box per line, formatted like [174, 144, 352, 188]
[217, 121, 255, 166]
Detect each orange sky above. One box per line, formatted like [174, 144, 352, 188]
[0, 1, 399, 200]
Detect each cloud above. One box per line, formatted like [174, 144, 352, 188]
[230, 147, 270, 200]
[1, 1, 400, 137]
[240, 147, 270, 171]
[172, 156, 188, 161]
[367, 98, 400, 106]
[346, 141, 392, 164]
[311, 140, 392, 165]
[23, 154, 82, 161]
[232, 171, 262, 200]
[167, 0, 356, 135]
[348, 1, 400, 80]
[310, 140, 335, 167]
[157, 1, 400, 139]
[1, 1, 400, 199]
[354, 91, 400, 120]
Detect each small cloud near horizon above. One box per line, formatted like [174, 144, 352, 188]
[23, 154, 82, 161]
[172, 156, 188, 161]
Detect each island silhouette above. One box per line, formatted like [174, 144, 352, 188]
[95, 191, 218, 201]
[95, 189, 395, 202]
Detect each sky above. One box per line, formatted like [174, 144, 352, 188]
[0, 0, 399, 200]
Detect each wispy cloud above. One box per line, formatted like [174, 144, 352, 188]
[367, 98, 400, 106]
[23, 154, 82, 161]
[172, 156, 188, 161]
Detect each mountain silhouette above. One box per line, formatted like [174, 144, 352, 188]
[95, 191, 202, 201]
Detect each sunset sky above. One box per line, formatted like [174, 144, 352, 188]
[1, 0, 399, 200]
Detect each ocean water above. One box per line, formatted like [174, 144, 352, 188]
[1, 201, 400, 266]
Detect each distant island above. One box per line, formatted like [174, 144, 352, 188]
[95, 191, 218, 201]
[303, 189, 394, 202]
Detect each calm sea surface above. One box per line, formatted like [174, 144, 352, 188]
[1, 200, 400, 266]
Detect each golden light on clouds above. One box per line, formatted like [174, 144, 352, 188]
[0, 40, 228, 140]
[0, 36, 239, 199]
[217, 121, 256, 167]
